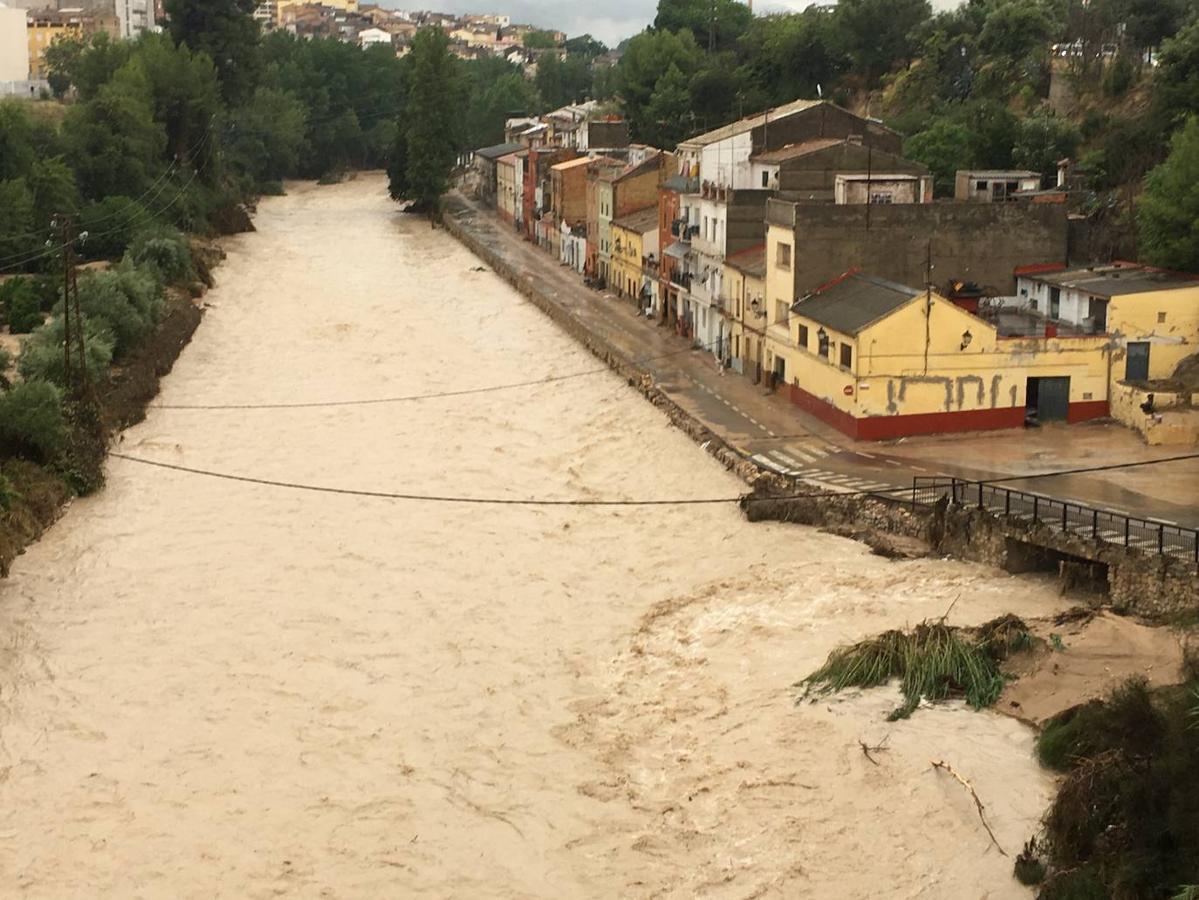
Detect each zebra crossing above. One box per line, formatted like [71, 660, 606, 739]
[751, 448, 899, 495]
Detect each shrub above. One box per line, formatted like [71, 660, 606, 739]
[127, 225, 192, 285]
[78, 195, 153, 261]
[72, 261, 163, 358]
[8, 288, 43, 334]
[0, 381, 66, 463]
[18, 314, 114, 388]
[1037, 678, 1165, 771]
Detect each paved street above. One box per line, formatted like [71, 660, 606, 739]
[445, 193, 1199, 528]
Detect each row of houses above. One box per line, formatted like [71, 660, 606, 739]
[470, 100, 1199, 444]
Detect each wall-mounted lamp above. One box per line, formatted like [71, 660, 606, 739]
[960, 329, 973, 351]
[817, 326, 830, 355]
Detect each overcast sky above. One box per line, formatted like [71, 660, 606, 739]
[380, 1, 963, 48]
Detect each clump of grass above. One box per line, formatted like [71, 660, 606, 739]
[1014, 838, 1047, 886]
[800, 616, 1031, 721]
[1026, 676, 1199, 899]
[1037, 678, 1164, 772]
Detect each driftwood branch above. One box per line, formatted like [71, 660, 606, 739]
[859, 736, 890, 766]
[931, 759, 1008, 857]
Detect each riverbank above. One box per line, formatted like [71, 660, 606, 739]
[0, 241, 218, 576]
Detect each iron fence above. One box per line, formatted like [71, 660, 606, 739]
[912, 477, 1199, 564]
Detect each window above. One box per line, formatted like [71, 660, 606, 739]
[776, 242, 792, 270]
[1049, 286, 1061, 319]
[840, 343, 853, 369]
[1157, 311, 1167, 323]
[869, 192, 893, 204]
[798, 324, 809, 349]
[975, 180, 987, 191]
[761, 171, 769, 188]
[774, 300, 789, 323]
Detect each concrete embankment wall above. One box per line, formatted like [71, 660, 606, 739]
[443, 198, 1199, 620]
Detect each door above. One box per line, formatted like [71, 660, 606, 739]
[1028, 376, 1070, 421]
[1125, 341, 1150, 381]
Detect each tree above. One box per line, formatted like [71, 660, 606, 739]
[26, 158, 80, 235]
[163, 0, 260, 103]
[42, 32, 131, 100]
[978, 1, 1055, 61]
[737, 11, 849, 108]
[643, 64, 693, 149]
[1138, 116, 1199, 272]
[617, 28, 701, 142]
[0, 102, 36, 182]
[397, 28, 464, 213]
[0, 179, 35, 263]
[1154, 21, 1199, 129]
[836, 0, 932, 85]
[523, 30, 557, 50]
[564, 34, 607, 59]
[1012, 112, 1080, 181]
[227, 87, 309, 184]
[904, 118, 972, 196]
[1121, 0, 1188, 54]
[60, 83, 167, 201]
[654, 0, 753, 53]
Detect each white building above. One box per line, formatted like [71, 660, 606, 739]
[0, 3, 30, 83]
[358, 26, 391, 48]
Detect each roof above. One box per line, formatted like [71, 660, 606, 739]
[1020, 263, 1199, 298]
[792, 273, 921, 335]
[749, 138, 845, 164]
[551, 157, 591, 173]
[725, 245, 766, 278]
[680, 99, 823, 148]
[958, 169, 1040, 179]
[613, 152, 662, 183]
[475, 142, 525, 160]
[611, 207, 659, 234]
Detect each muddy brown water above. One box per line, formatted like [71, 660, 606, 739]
[0, 176, 1065, 898]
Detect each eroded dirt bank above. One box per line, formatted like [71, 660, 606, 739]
[0, 176, 1074, 898]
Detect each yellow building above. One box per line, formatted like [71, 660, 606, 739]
[27, 11, 117, 78]
[722, 246, 767, 381]
[609, 207, 659, 312]
[495, 152, 521, 223]
[764, 272, 1111, 440]
[277, 0, 359, 11]
[1015, 263, 1199, 386]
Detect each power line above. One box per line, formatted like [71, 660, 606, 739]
[973, 452, 1199, 487]
[108, 451, 908, 506]
[149, 339, 726, 410]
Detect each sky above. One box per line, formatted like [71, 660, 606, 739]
[380, 0, 964, 48]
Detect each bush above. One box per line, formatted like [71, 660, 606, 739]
[1037, 679, 1164, 771]
[128, 225, 192, 285]
[18, 314, 115, 388]
[73, 261, 163, 358]
[78, 195, 154, 261]
[0, 381, 66, 463]
[8, 288, 44, 334]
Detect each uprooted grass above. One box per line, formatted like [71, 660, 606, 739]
[1023, 676, 1199, 899]
[798, 614, 1034, 721]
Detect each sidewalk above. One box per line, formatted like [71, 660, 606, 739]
[444, 194, 1199, 527]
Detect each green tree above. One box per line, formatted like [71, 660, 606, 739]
[0, 179, 35, 264]
[523, 30, 557, 50]
[1012, 112, 1080, 181]
[836, 0, 932, 85]
[654, 0, 753, 53]
[1138, 117, 1199, 271]
[398, 28, 464, 213]
[617, 28, 701, 142]
[1154, 21, 1199, 129]
[227, 86, 309, 184]
[163, 0, 260, 103]
[1121, 0, 1188, 53]
[42, 32, 132, 100]
[978, 1, 1055, 61]
[904, 118, 972, 196]
[27, 158, 80, 235]
[737, 11, 849, 108]
[0, 102, 36, 182]
[564, 34, 607, 59]
[959, 100, 1019, 169]
[60, 83, 168, 201]
[643, 64, 693, 149]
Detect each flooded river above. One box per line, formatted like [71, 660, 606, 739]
[0, 175, 1066, 898]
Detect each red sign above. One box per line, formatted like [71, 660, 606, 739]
[843, 385, 855, 396]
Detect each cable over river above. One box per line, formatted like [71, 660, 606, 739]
[0, 175, 1066, 898]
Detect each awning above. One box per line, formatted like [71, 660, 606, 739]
[664, 243, 690, 261]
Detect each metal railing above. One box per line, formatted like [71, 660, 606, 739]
[912, 477, 1199, 564]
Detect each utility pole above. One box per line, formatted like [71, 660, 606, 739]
[56, 214, 88, 398]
